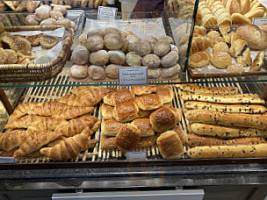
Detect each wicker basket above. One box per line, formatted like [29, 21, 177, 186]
[0, 25, 73, 83]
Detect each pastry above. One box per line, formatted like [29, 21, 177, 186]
[136, 94, 163, 111]
[25, 15, 39, 25]
[101, 104, 115, 120]
[210, 36, 226, 47]
[193, 26, 207, 36]
[0, 48, 7, 64]
[227, 63, 245, 73]
[142, 54, 161, 68]
[161, 64, 181, 78]
[100, 134, 117, 150]
[70, 64, 88, 79]
[231, 13, 251, 24]
[230, 39, 252, 66]
[211, 51, 232, 69]
[101, 119, 123, 136]
[0, 130, 29, 151]
[108, 50, 125, 65]
[71, 45, 90, 65]
[104, 34, 124, 50]
[198, 1, 217, 26]
[244, 7, 265, 20]
[161, 51, 179, 68]
[132, 85, 157, 96]
[87, 29, 105, 37]
[0, 32, 31, 52]
[190, 37, 210, 54]
[90, 50, 109, 66]
[207, 31, 221, 39]
[156, 85, 174, 104]
[189, 51, 210, 68]
[249, 51, 265, 72]
[113, 101, 139, 122]
[53, 4, 67, 15]
[131, 118, 155, 137]
[34, 5, 51, 22]
[125, 52, 142, 66]
[4, 49, 18, 64]
[152, 42, 171, 57]
[172, 125, 187, 144]
[26, 1, 40, 13]
[85, 35, 104, 51]
[213, 42, 229, 53]
[219, 24, 233, 44]
[88, 65, 106, 80]
[40, 35, 58, 49]
[103, 89, 135, 106]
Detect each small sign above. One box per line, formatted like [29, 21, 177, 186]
[252, 18, 267, 25]
[258, 0, 267, 8]
[126, 152, 147, 161]
[0, 157, 15, 163]
[97, 6, 117, 20]
[119, 67, 148, 86]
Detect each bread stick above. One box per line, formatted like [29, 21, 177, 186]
[184, 101, 266, 113]
[187, 143, 267, 158]
[186, 110, 267, 130]
[176, 84, 239, 95]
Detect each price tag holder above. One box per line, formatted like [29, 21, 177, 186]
[119, 67, 148, 86]
[126, 152, 147, 161]
[97, 6, 117, 20]
[252, 18, 267, 25]
[0, 157, 15, 163]
[258, 0, 267, 8]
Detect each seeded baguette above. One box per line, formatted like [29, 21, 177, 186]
[184, 101, 266, 114]
[179, 91, 265, 104]
[176, 84, 239, 95]
[186, 110, 267, 130]
[190, 123, 267, 138]
[187, 143, 267, 159]
[187, 133, 266, 147]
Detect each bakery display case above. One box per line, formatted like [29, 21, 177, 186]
[0, 1, 267, 200]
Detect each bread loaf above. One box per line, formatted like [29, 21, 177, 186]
[190, 123, 267, 138]
[125, 52, 142, 66]
[152, 42, 171, 57]
[187, 143, 267, 159]
[186, 110, 267, 130]
[104, 33, 124, 50]
[172, 125, 187, 144]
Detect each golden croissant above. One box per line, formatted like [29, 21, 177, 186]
[0, 130, 29, 151]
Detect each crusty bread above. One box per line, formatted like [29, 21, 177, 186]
[190, 123, 267, 138]
[157, 130, 184, 159]
[101, 119, 123, 136]
[136, 94, 163, 111]
[186, 110, 267, 130]
[131, 118, 155, 137]
[187, 143, 267, 159]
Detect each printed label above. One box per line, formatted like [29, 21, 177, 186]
[252, 18, 267, 25]
[97, 6, 117, 20]
[119, 67, 148, 86]
[126, 152, 147, 161]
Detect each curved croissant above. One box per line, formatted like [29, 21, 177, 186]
[0, 130, 29, 151]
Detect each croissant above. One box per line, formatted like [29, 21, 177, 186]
[0, 130, 29, 151]
[40, 134, 90, 160]
[13, 130, 63, 157]
[4, 115, 67, 131]
[55, 115, 100, 137]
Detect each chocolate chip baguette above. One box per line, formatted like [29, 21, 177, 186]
[187, 133, 266, 147]
[176, 84, 239, 95]
[187, 143, 267, 159]
[184, 101, 266, 114]
[179, 91, 265, 104]
[190, 123, 267, 138]
[185, 110, 267, 130]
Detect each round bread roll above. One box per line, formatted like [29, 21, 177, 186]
[40, 18, 56, 26]
[70, 21, 76, 31]
[71, 45, 90, 65]
[108, 50, 125, 65]
[106, 64, 121, 79]
[50, 10, 63, 21]
[153, 42, 171, 57]
[88, 65, 106, 80]
[53, 5, 67, 15]
[144, 36, 158, 46]
[126, 34, 141, 44]
[90, 50, 109, 65]
[211, 52, 232, 69]
[70, 64, 88, 79]
[121, 31, 127, 39]
[87, 29, 105, 37]
[161, 51, 179, 68]
[104, 27, 121, 36]
[120, 39, 129, 52]
[213, 42, 229, 53]
[128, 40, 152, 56]
[207, 31, 220, 39]
[104, 34, 124, 50]
[210, 36, 225, 47]
[158, 35, 174, 44]
[170, 44, 179, 53]
[126, 52, 142, 66]
[188, 51, 210, 68]
[161, 64, 181, 78]
[56, 18, 72, 29]
[148, 68, 161, 79]
[25, 15, 39, 25]
[79, 33, 87, 46]
[85, 35, 104, 51]
[227, 63, 245, 73]
[142, 54, 161, 68]
[34, 5, 51, 22]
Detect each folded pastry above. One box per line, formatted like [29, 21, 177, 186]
[132, 85, 157, 96]
[0, 32, 31, 52]
[101, 119, 123, 136]
[230, 39, 252, 66]
[136, 94, 163, 111]
[249, 51, 265, 72]
[40, 35, 58, 49]
[103, 89, 135, 106]
[101, 104, 115, 120]
[156, 85, 174, 104]
[0, 130, 29, 151]
[131, 118, 155, 137]
[113, 101, 139, 122]
[150, 107, 182, 133]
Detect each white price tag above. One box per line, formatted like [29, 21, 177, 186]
[119, 67, 148, 86]
[258, 0, 267, 8]
[252, 18, 267, 25]
[97, 6, 117, 20]
[0, 157, 15, 163]
[126, 152, 147, 161]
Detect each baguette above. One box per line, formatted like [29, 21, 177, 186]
[184, 101, 266, 114]
[176, 84, 239, 95]
[186, 110, 267, 130]
[190, 123, 267, 138]
[187, 133, 266, 147]
[187, 143, 267, 159]
[179, 91, 265, 104]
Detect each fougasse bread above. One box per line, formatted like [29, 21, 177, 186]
[184, 101, 267, 114]
[186, 133, 266, 147]
[176, 84, 239, 95]
[186, 143, 267, 159]
[179, 91, 265, 104]
[185, 110, 267, 130]
[190, 123, 267, 138]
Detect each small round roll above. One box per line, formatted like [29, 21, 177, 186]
[153, 42, 171, 57]
[126, 52, 142, 66]
[158, 35, 174, 44]
[70, 64, 88, 79]
[71, 45, 90, 65]
[40, 18, 56, 26]
[108, 50, 125, 65]
[53, 5, 67, 15]
[126, 34, 141, 44]
[87, 29, 105, 37]
[50, 10, 64, 21]
[79, 33, 87, 46]
[144, 36, 158, 46]
[161, 51, 179, 68]
[34, 5, 51, 22]
[211, 52, 232, 69]
[90, 50, 109, 66]
[161, 64, 181, 78]
[148, 68, 161, 79]
[56, 18, 72, 29]
[104, 27, 121, 36]
[142, 54, 161, 68]
[128, 40, 151, 56]
[85, 35, 104, 51]
[25, 15, 39, 25]
[104, 34, 124, 50]
[88, 65, 106, 80]
[106, 64, 121, 79]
